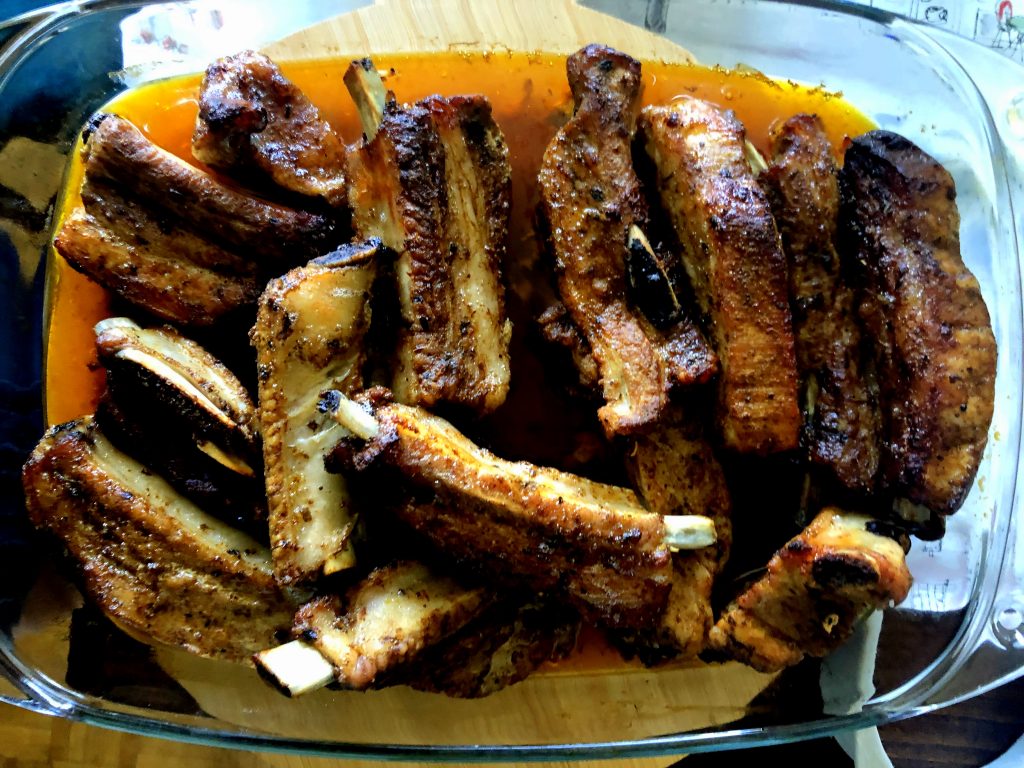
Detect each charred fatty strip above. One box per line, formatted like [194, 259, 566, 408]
[252, 240, 379, 584]
[839, 131, 997, 518]
[344, 60, 513, 415]
[93, 317, 266, 535]
[54, 113, 336, 325]
[255, 561, 490, 695]
[193, 50, 348, 209]
[324, 387, 716, 631]
[638, 98, 801, 454]
[707, 508, 911, 672]
[22, 418, 294, 662]
[761, 114, 880, 493]
[538, 44, 716, 437]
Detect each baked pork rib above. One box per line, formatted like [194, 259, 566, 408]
[638, 99, 801, 454]
[538, 44, 716, 437]
[252, 240, 379, 584]
[708, 508, 911, 672]
[193, 50, 348, 209]
[345, 63, 512, 414]
[22, 418, 294, 662]
[839, 131, 997, 516]
[761, 114, 880, 491]
[326, 388, 715, 630]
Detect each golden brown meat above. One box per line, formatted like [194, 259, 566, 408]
[346, 89, 512, 414]
[53, 206, 260, 327]
[708, 508, 911, 672]
[82, 113, 334, 262]
[621, 415, 732, 659]
[839, 131, 997, 515]
[761, 115, 880, 491]
[290, 561, 490, 690]
[21, 418, 294, 662]
[327, 388, 715, 630]
[538, 44, 716, 437]
[193, 50, 348, 208]
[251, 240, 378, 584]
[639, 99, 800, 454]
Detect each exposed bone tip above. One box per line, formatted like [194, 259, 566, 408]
[253, 640, 335, 697]
[662, 515, 716, 550]
[327, 392, 380, 440]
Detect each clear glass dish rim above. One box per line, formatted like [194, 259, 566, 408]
[0, 0, 1020, 758]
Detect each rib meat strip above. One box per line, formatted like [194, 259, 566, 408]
[252, 240, 379, 584]
[193, 50, 348, 208]
[638, 99, 801, 454]
[346, 87, 512, 414]
[761, 114, 880, 491]
[328, 388, 678, 630]
[708, 508, 911, 672]
[538, 44, 716, 437]
[21, 418, 294, 662]
[839, 131, 997, 516]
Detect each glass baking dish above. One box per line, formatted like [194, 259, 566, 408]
[1, 0, 1022, 759]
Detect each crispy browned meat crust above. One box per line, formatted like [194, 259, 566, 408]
[330, 388, 674, 630]
[22, 419, 293, 662]
[347, 96, 512, 414]
[83, 113, 334, 262]
[839, 131, 997, 515]
[621, 415, 731, 659]
[639, 100, 800, 454]
[538, 45, 716, 437]
[193, 50, 348, 208]
[761, 115, 880, 490]
[292, 561, 490, 689]
[252, 241, 378, 584]
[708, 508, 911, 672]
[54, 207, 261, 326]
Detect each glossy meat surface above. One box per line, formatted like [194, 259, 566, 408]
[330, 389, 675, 629]
[839, 131, 997, 515]
[538, 44, 716, 437]
[22, 419, 293, 662]
[347, 95, 512, 414]
[252, 241, 378, 584]
[761, 114, 881, 490]
[292, 561, 489, 689]
[193, 50, 348, 208]
[639, 99, 800, 454]
[708, 508, 911, 672]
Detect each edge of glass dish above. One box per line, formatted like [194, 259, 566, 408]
[0, 0, 1021, 758]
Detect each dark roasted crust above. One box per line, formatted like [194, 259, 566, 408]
[538, 45, 717, 437]
[331, 391, 673, 630]
[54, 208, 261, 326]
[639, 100, 800, 454]
[21, 419, 292, 662]
[707, 508, 911, 672]
[761, 115, 880, 491]
[347, 96, 512, 414]
[839, 131, 997, 514]
[83, 113, 334, 263]
[193, 50, 348, 208]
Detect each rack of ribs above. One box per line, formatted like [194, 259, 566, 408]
[21, 418, 294, 662]
[538, 44, 716, 437]
[325, 387, 715, 631]
[760, 114, 881, 492]
[344, 60, 512, 415]
[708, 508, 911, 672]
[638, 98, 801, 454]
[251, 240, 380, 584]
[839, 131, 997, 517]
[193, 50, 348, 209]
